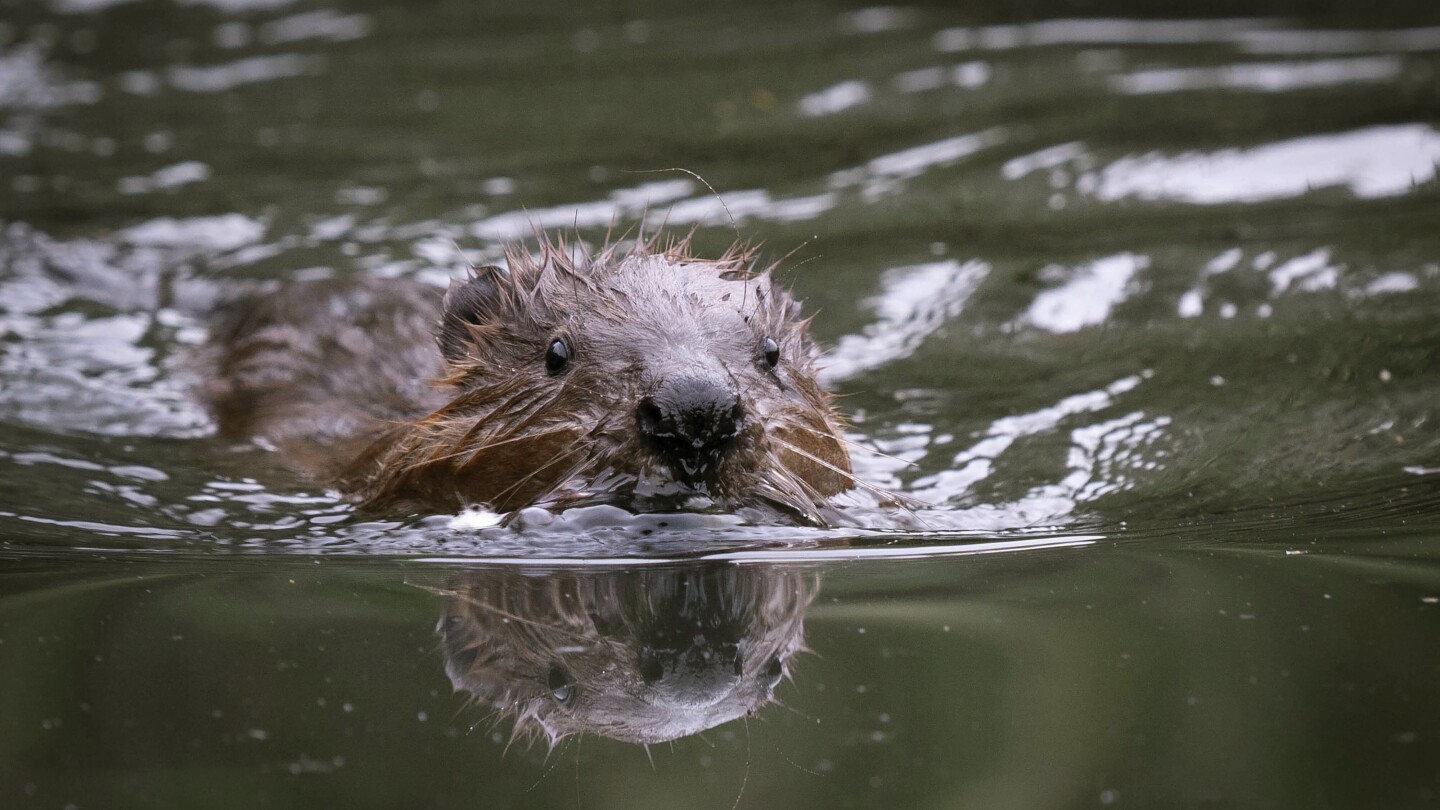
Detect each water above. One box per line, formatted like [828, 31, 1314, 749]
[2, 0, 1439, 806]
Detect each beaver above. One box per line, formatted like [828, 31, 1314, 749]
[433, 562, 817, 745]
[200, 233, 854, 524]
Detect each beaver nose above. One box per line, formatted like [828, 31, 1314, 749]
[636, 374, 744, 461]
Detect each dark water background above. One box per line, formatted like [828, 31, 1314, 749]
[3, 0, 1440, 807]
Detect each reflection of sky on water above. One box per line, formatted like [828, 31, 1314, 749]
[1017, 253, 1147, 334]
[862, 128, 1007, 179]
[1083, 125, 1440, 204]
[248, 9, 372, 45]
[1111, 56, 1402, 94]
[898, 374, 1171, 530]
[1233, 25, 1440, 55]
[798, 80, 871, 117]
[931, 19, 1440, 54]
[1004, 124, 1440, 207]
[821, 259, 989, 385]
[892, 61, 991, 93]
[0, 43, 102, 110]
[1267, 248, 1337, 295]
[117, 160, 210, 194]
[473, 127, 1009, 240]
[468, 181, 839, 241]
[1177, 248, 1242, 317]
[933, 18, 1283, 52]
[911, 374, 1144, 502]
[799, 62, 991, 116]
[1178, 247, 1436, 319]
[165, 54, 325, 93]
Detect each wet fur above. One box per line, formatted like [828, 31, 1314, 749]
[202, 234, 853, 523]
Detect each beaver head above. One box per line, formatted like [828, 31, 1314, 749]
[341, 235, 853, 523]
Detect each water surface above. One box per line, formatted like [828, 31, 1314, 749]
[2, 0, 1439, 807]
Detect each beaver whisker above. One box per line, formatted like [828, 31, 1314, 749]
[750, 473, 827, 526]
[783, 421, 920, 469]
[766, 464, 823, 507]
[479, 444, 589, 510]
[497, 456, 596, 515]
[550, 373, 621, 404]
[770, 433, 917, 508]
[431, 386, 584, 466]
[419, 425, 578, 468]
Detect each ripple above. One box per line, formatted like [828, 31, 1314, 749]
[821, 258, 988, 384]
[934, 18, 1281, 52]
[838, 7, 915, 35]
[1111, 56, 1402, 95]
[166, 54, 324, 93]
[1092, 124, 1440, 203]
[892, 61, 991, 93]
[258, 10, 370, 45]
[861, 128, 1007, 180]
[117, 161, 211, 195]
[0, 43, 101, 109]
[798, 80, 871, 117]
[1233, 25, 1440, 55]
[469, 180, 838, 242]
[1267, 248, 1338, 295]
[911, 373, 1148, 505]
[119, 214, 266, 251]
[1018, 253, 1147, 334]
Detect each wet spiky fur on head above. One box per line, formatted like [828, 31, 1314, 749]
[336, 232, 853, 523]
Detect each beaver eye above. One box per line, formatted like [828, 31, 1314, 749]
[548, 664, 574, 703]
[760, 336, 780, 369]
[545, 338, 571, 376]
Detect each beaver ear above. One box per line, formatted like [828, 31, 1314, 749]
[439, 266, 505, 362]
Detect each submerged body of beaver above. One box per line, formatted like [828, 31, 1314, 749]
[201, 235, 854, 524]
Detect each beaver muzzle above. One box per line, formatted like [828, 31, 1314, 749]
[636, 372, 744, 477]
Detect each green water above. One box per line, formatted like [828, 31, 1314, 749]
[3, 0, 1440, 807]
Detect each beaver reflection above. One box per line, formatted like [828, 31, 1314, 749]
[436, 562, 817, 745]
